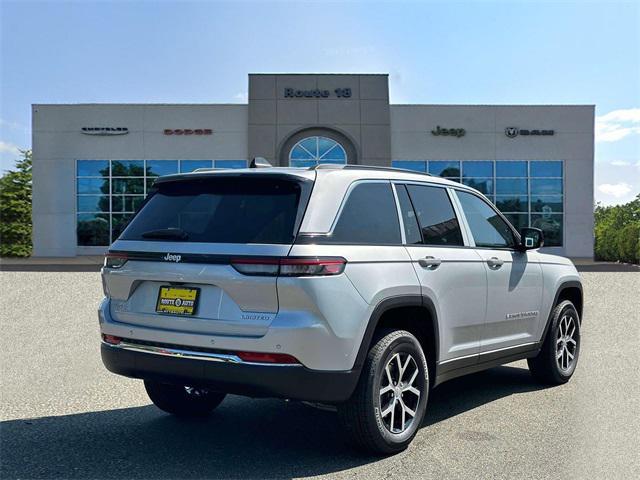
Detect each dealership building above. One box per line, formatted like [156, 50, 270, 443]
[32, 73, 595, 258]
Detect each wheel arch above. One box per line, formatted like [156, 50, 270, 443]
[353, 295, 439, 382]
[540, 280, 583, 341]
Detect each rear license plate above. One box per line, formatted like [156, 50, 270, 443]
[156, 286, 200, 315]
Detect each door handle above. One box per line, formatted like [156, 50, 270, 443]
[418, 256, 442, 269]
[486, 257, 504, 268]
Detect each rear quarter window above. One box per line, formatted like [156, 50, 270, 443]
[329, 182, 401, 244]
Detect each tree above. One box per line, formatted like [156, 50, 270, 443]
[594, 194, 640, 264]
[0, 149, 32, 257]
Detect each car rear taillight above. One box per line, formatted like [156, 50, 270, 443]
[279, 258, 346, 276]
[229, 258, 280, 276]
[230, 257, 346, 277]
[104, 252, 128, 269]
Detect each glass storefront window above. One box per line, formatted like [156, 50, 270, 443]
[496, 161, 527, 177]
[77, 195, 109, 213]
[77, 160, 109, 177]
[111, 160, 144, 176]
[76, 159, 246, 246]
[146, 160, 179, 176]
[77, 178, 109, 194]
[531, 195, 563, 213]
[530, 161, 562, 177]
[462, 177, 493, 195]
[392, 160, 427, 172]
[495, 195, 529, 212]
[112, 178, 144, 195]
[180, 160, 213, 173]
[531, 178, 563, 195]
[531, 214, 563, 247]
[462, 161, 493, 177]
[76, 213, 110, 246]
[496, 178, 528, 195]
[429, 161, 460, 178]
[391, 159, 564, 246]
[216, 160, 247, 169]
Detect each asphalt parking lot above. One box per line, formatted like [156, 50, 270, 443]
[1, 270, 638, 479]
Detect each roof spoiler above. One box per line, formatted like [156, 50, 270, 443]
[250, 157, 272, 168]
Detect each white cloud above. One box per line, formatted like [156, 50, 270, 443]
[233, 92, 248, 103]
[0, 140, 20, 155]
[610, 160, 631, 166]
[598, 182, 633, 198]
[595, 107, 640, 143]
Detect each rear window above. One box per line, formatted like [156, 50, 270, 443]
[120, 176, 310, 244]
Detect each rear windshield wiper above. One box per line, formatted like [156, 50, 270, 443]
[141, 228, 189, 241]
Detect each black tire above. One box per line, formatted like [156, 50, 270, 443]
[144, 380, 226, 417]
[338, 329, 429, 455]
[528, 300, 581, 385]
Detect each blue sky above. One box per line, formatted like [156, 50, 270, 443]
[1, 0, 638, 205]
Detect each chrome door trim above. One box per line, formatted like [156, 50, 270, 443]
[437, 341, 539, 366]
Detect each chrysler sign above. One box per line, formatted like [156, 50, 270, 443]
[81, 127, 128, 135]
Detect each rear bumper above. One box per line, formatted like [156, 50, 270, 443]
[101, 342, 359, 403]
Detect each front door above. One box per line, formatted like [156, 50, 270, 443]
[454, 190, 543, 354]
[395, 183, 487, 363]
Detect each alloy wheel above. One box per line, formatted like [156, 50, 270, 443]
[378, 352, 422, 434]
[556, 314, 578, 372]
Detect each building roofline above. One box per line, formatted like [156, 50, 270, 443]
[32, 102, 595, 108]
[32, 103, 248, 107]
[390, 103, 596, 107]
[248, 72, 388, 76]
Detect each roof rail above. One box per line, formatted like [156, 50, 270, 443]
[193, 167, 227, 173]
[308, 164, 345, 170]
[309, 163, 432, 177]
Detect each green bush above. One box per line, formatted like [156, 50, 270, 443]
[594, 194, 640, 264]
[0, 149, 32, 257]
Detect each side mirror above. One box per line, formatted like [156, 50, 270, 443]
[518, 227, 544, 251]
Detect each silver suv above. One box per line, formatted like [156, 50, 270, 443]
[99, 164, 583, 454]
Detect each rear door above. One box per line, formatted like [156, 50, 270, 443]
[454, 190, 543, 353]
[103, 173, 312, 337]
[397, 183, 487, 363]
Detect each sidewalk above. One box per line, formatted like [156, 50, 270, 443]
[0, 256, 103, 271]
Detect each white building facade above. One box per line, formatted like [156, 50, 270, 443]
[32, 74, 594, 258]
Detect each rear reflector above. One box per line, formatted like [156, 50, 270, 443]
[236, 351, 300, 364]
[231, 257, 346, 277]
[102, 334, 122, 345]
